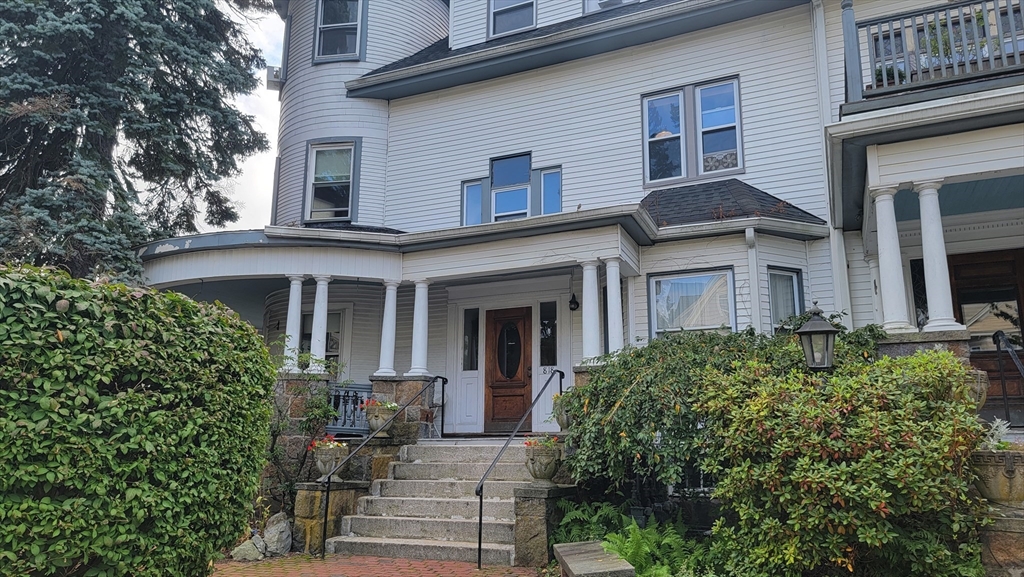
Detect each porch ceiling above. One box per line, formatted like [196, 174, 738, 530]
[893, 175, 1024, 221]
[170, 278, 288, 329]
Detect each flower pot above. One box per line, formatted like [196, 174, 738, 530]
[525, 445, 561, 487]
[315, 445, 349, 483]
[365, 406, 396, 438]
[554, 408, 570, 431]
[971, 449, 1024, 507]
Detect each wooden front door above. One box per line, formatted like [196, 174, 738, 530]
[485, 307, 532, 433]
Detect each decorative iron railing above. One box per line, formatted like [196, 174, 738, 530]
[325, 382, 372, 436]
[853, 0, 1023, 96]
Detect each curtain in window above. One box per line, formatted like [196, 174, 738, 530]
[769, 273, 797, 324]
[655, 273, 730, 331]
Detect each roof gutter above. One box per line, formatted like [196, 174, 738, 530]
[346, 0, 808, 100]
[654, 217, 829, 241]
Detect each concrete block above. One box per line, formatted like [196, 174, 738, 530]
[553, 541, 635, 577]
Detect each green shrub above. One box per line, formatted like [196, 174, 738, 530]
[551, 499, 630, 546]
[562, 319, 884, 488]
[0, 266, 276, 576]
[695, 351, 985, 576]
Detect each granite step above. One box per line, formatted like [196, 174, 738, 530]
[326, 535, 515, 565]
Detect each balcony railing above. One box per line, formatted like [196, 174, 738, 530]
[847, 0, 1023, 100]
[324, 382, 372, 436]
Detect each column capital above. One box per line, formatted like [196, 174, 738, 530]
[840, 0, 852, 9]
[287, 274, 305, 283]
[412, 279, 431, 287]
[602, 256, 621, 265]
[382, 280, 401, 289]
[868, 186, 899, 200]
[313, 275, 332, 284]
[579, 259, 600, 268]
[912, 180, 944, 194]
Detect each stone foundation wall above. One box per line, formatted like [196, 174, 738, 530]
[262, 377, 331, 513]
[876, 330, 972, 362]
[291, 481, 369, 555]
[370, 375, 436, 440]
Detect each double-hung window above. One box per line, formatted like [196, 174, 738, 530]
[643, 79, 742, 183]
[307, 144, 353, 221]
[768, 268, 802, 328]
[462, 154, 562, 225]
[650, 269, 735, 336]
[492, 154, 531, 221]
[316, 0, 360, 59]
[490, 0, 535, 36]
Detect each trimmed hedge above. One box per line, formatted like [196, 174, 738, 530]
[0, 266, 276, 576]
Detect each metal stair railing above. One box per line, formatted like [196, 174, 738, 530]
[317, 375, 448, 559]
[473, 369, 564, 569]
[993, 330, 1024, 426]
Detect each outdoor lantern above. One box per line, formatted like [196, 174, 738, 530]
[795, 304, 840, 371]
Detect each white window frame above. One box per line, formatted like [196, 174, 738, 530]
[492, 184, 530, 221]
[767, 268, 802, 327]
[541, 168, 561, 215]
[315, 0, 361, 59]
[299, 306, 354, 380]
[306, 143, 354, 222]
[695, 79, 742, 175]
[489, 0, 536, 38]
[642, 92, 685, 183]
[642, 78, 743, 185]
[648, 269, 736, 336]
[462, 181, 483, 226]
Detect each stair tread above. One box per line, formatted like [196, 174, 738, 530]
[329, 535, 514, 550]
[345, 514, 513, 525]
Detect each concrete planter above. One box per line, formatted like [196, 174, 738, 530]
[365, 406, 396, 438]
[972, 450, 1024, 507]
[315, 445, 349, 483]
[554, 408, 570, 431]
[525, 446, 561, 487]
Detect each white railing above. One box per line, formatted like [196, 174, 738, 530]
[856, 0, 1023, 94]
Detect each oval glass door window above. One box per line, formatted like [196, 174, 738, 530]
[497, 321, 522, 379]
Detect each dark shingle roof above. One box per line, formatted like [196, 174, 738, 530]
[640, 179, 826, 228]
[364, 0, 686, 78]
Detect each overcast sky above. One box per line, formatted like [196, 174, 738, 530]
[218, 12, 286, 231]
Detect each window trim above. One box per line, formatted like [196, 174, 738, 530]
[695, 79, 743, 176]
[302, 138, 362, 224]
[767, 267, 804, 328]
[492, 184, 531, 221]
[489, 152, 532, 222]
[540, 168, 562, 215]
[646, 267, 737, 339]
[313, 0, 367, 64]
[641, 77, 744, 187]
[461, 156, 565, 225]
[462, 180, 484, 226]
[488, 0, 537, 39]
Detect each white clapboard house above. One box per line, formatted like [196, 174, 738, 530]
[140, 0, 1024, 435]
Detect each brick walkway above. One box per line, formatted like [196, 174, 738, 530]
[214, 554, 542, 576]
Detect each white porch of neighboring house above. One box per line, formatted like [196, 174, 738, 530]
[140, 190, 833, 437]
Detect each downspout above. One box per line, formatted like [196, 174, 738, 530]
[811, 0, 853, 322]
[746, 228, 762, 333]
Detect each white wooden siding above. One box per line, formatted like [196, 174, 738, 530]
[449, 0, 487, 49]
[869, 124, 1024, 187]
[632, 235, 752, 339]
[843, 230, 878, 328]
[263, 283, 385, 381]
[401, 225, 624, 281]
[805, 238, 835, 315]
[538, 0, 582, 27]
[756, 235, 811, 330]
[143, 246, 403, 288]
[385, 6, 829, 232]
[274, 0, 447, 227]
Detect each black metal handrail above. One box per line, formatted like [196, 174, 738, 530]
[993, 330, 1024, 425]
[318, 375, 448, 559]
[473, 369, 564, 569]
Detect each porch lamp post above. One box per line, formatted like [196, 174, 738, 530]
[795, 304, 840, 371]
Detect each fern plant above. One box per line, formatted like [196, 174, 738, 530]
[601, 516, 715, 577]
[550, 499, 630, 546]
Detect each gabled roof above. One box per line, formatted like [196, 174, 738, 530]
[346, 0, 809, 99]
[640, 179, 826, 228]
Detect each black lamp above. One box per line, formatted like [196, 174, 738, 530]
[569, 293, 579, 311]
[795, 303, 840, 371]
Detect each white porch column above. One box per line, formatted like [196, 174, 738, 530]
[604, 258, 624, 353]
[581, 261, 601, 359]
[406, 280, 431, 376]
[283, 275, 304, 371]
[870, 187, 915, 333]
[374, 281, 400, 377]
[310, 275, 331, 366]
[916, 180, 965, 331]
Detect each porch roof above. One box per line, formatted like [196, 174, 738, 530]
[641, 178, 826, 227]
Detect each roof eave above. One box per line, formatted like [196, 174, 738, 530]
[346, 0, 809, 100]
[654, 217, 829, 241]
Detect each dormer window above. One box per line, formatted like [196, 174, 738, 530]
[316, 0, 361, 61]
[490, 0, 535, 37]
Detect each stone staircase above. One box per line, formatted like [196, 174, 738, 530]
[326, 440, 532, 565]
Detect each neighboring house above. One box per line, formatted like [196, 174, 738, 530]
[139, 0, 1024, 433]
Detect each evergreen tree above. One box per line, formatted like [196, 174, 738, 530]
[0, 0, 272, 280]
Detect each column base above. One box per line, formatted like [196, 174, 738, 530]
[922, 319, 967, 332]
[882, 322, 918, 334]
[373, 369, 396, 377]
[403, 369, 432, 377]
